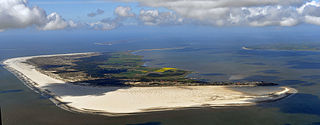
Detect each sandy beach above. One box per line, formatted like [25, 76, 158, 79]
[2, 53, 297, 116]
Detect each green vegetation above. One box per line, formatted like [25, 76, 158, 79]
[27, 52, 194, 86]
[155, 68, 177, 72]
[94, 52, 190, 82]
[26, 52, 277, 86]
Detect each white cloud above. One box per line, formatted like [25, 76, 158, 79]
[88, 6, 135, 30]
[125, 0, 305, 8]
[68, 20, 78, 28]
[116, 0, 320, 27]
[89, 18, 118, 30]
[114, 6, 135, 17]
[238, 6, 300, 26]
[89, 6, 184, 30]
[305, 15, 320, 25]
[299, 1, 320, 26]
[280, 18, 299, 26]
[0, 0, 45, 30]
[0, 0, 75, 31]
[90, 21, 117, 30]
[2, 0, 320, 31]
[39, 13, 69, 30]
[139, 9, 183, 25]
[297, 1, 320, 14]
[30, 0, 111, 5]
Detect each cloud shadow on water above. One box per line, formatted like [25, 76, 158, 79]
[257, 70, 280, 74]
[245, 62, 266, 66]
[201, 73, 226, 76]
[127, 122, 161, 125]
[302, 75, 320, 80]
[278, 80, 316, 86]
[241, 75, 280, 82]
[286, 60, 320, 69]
[0, 89, 23, 94]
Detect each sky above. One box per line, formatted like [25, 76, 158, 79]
[1, 0, 320, 32]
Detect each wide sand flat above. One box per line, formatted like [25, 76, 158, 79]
[2, 53, 296, 115]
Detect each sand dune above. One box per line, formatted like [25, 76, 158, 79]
[2, 53, 297, 116]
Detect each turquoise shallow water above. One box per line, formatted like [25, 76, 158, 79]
[1, 33, 320, 125]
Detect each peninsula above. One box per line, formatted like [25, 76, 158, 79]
[2, 52, 297, 116]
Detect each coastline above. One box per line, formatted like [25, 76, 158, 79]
[130, 46, 187, 54]
[2, 53, 297, 116]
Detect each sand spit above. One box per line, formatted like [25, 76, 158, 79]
[2, 53, 297, 116]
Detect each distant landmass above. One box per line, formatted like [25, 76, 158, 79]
[94, 39, 142, 46]
[243, 42, 320, 51]
[94, 40, 130, 46]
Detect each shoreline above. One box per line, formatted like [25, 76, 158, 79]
[129, 46, 187, 54]
[2, 53, 297, 116]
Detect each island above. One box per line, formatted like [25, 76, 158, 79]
[243, 42, 320, 51]
[2, 51, 297, 116]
